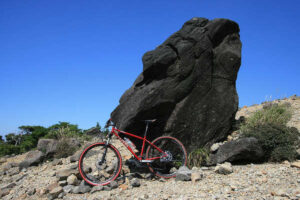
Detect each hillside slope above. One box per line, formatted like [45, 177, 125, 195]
[0, 96, 300, 200]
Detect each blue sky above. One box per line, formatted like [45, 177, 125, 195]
[0, 0, 299, 135]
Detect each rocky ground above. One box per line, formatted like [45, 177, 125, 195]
[0, 96, 300, 200]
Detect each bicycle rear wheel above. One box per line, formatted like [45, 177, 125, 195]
[78, 142, 122, 186]
[146, 136, 187, 178]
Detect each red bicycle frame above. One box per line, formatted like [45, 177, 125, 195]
[110, 126, 167, 161]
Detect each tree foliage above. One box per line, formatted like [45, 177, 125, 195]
[0, 122, 87, 157]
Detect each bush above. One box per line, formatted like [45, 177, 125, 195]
[240, 103, 292, 133]
[0, 121, 95, 157]
[188, 148, 209, 167]
[240, 103, 300, 162]
[54, 137, 78, 159]
[0, 144, 21, 157]
[45, 122, 91, 141]
[242, 124, 299, 161]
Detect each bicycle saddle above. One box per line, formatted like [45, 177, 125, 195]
[143, 119, 157, 123]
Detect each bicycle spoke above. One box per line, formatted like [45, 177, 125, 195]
[146, 136, 187, 178]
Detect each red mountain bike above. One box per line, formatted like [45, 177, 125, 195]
[78, 118, 187, 186]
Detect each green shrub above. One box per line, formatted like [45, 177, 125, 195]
[240, 103, 299, 162]
[188, 148, 209, 167]
[240, 103, 292, 133]
[0, 144, 21, 157]
[242, 124, 299, 161]
[54, 137, 78, 159]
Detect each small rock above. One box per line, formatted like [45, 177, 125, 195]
[159, 178, 166, 182]
[0, 189, 10, 198]
[91, 185, 104, 193]
[39, 188, 48, 195]
[191, 172, 203, 183]
[169, 167, 177, 173]
[58, 192, 65, 198]
[214, 162, 233, 175]
[0, 157, 7, 164]
[119, 184, 128, 191]
[83, 166, 92, 173]
[52, 159, 63, 166]
[70, 151, 81, 163]
[103, 186, 111, 191]
[71, 186, 80, 194]
[47, 182, 59, 192]
[210, 143, 220, 152]
[7, 167, 19, 176]
[49, 186, 63, 199]
[63, 185, 73, 193]
[59, 180, 67, 187]
[69, 164, 78, 169]
[71, 184, 91, 194]
[109, 181, 118, 189]
[291, 161, 300, 169]
[201, 167, 209, 170]
[139, 194, 149, 199]
[67, 174, 78, 185]
[56, 169, 79, 180]
[49, 171, 56, 177]
[191, 166, 198, 171]
[296, 148, 300, 157]
[1, 182, 16, 190]
[176, 166, 192, 181]
[105, 165, 115, 174]
[27, 188, 36, 196]
[227, 135, 233, 141]
[130, 178, 140, 187]
[3, 163, 13, 171]
[282, 160, 290, 165]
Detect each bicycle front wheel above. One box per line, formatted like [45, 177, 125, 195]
[78, 142, 122, 186]
[146, 136, 187, 179]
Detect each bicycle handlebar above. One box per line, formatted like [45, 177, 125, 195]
[105, 118, 116, 128]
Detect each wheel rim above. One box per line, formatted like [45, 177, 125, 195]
[146, 137, 187, 178]
[79, 143, 122, 186]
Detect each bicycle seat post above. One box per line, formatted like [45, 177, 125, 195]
[144, 122, 149, 138]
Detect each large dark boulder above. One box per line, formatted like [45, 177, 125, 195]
[111, 17, 242, 152]
[208, 137, 264, 165]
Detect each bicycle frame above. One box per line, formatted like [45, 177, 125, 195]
[109, 126, 167, 161]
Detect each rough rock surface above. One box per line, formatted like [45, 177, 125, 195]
[37, 139, 58, 156]
[209, 137, 264, 165]
[175, 166, 192, 181]
[18, 150, 44, 169]
[214, 162, 233, 175]
[111, 17, 242, 151]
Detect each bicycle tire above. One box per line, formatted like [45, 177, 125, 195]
[78, 142, 122, 186]
[146, 136, 187, 179]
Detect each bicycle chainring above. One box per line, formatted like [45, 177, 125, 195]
[160, 151, 173, 162]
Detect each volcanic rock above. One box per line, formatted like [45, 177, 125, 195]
[209, 137, 264, 165]
[111, 17, 242, 151]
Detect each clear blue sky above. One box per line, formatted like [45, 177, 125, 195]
[1, 0, 299, 135]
